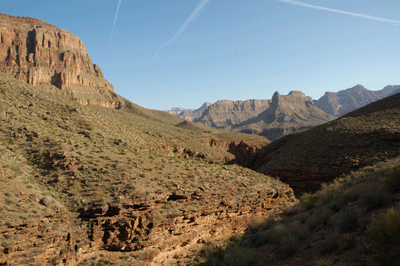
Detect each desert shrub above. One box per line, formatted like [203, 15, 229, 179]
[339, 187, 363, 205]
[281, 204, 302, 217]
[367, 207, 400, 264]
[382, 165, 400, 193]
[306, 207, 333, 231]
[246, 227, 272, 248]
[299, 192, 318, 210]
[247, 216, 273, 234]
[334, 207, 360, 233]
[316, 180, 342, 205]
[340, 233, 356, 251]
[277, 234, 300, 257]
[199, 243, 259, 266]
[316, 232, 339, 255]
[266, 224, 293, 244]
[360, 187, 391, 211]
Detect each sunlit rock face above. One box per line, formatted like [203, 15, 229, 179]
[0, 13, 113, 91]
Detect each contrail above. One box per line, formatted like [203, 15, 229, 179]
[154, 0, 211, 59]
[110, 0, 122, 44]
[278, 0, 400, 25]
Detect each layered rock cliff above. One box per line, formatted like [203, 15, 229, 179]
[194, 91, 335, 141]
[195, 99, 271, 129]
[314, 85, 384, 117]
[166, 102, 212, 121]
[0, 13, 113, 92]
[231, 91, 336, 140]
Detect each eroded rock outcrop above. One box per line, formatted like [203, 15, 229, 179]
[0, 13, 113, 91]
[80, 184, 295, 265]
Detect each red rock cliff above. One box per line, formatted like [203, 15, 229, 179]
[0, 13, 113, 91]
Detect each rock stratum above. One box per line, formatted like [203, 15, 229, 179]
[0, 13, 113, 92]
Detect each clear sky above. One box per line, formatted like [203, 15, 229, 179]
[2, 0, 400, 110]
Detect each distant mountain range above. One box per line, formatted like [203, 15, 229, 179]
[166, 84, 399, 140]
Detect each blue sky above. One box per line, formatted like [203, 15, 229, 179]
[2, 0, 400, 110]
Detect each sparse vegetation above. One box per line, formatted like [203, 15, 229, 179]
[198, 156, 400, 265]
[367, 207, 400, 264]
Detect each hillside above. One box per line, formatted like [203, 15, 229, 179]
[0, 71, 296, 265]
[247, 92, 400, 193]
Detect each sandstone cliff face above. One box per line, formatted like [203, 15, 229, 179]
[195, 99, 271, 129]
[0, 13, 113, 92]
[314, 85, 384, 117]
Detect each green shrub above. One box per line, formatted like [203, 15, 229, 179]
[367, 207, 400, 264]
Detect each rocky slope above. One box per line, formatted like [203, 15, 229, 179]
[247, 92, 400, 193]
[166, 102, 211, 121]
[314, 85, 384, 117]
[0, 69, 295, 265]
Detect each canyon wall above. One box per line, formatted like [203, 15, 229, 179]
[0, 13, 113, 91]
